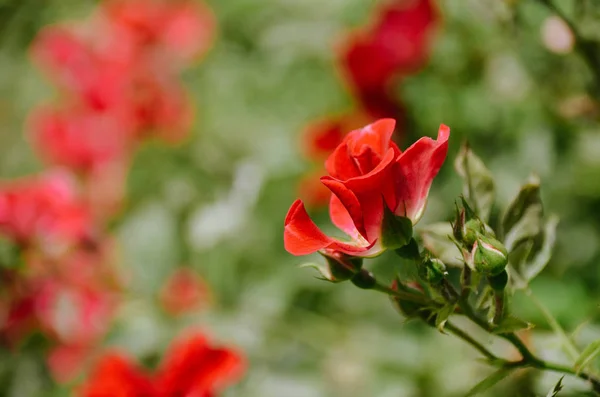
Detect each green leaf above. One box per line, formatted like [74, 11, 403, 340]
[454, 143, 495, 222]
[464, 367, 516, 397]
[545, 376, 564, 397]
[521, 215, 559, 282]
[575, 339, 600, 374]
[434, 303, 456, 332]
[492, 316, 533, 334]
[419, 222, 464, 267]
[381, 204, 413, 250]
[503, 202, 543, 252]
[502, 177, 541, 237]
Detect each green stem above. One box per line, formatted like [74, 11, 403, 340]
[525, 285, 580, 361]
[445, 321, 499, 361]
[372, 280, 431, 306]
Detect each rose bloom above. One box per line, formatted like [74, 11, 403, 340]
[79, 332, 245, 397]
[284, 118, 449, 257]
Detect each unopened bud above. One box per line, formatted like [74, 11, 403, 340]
[472, 235, 508, 276]
[452, 206, 466, 242]
[463, 219, 484, 248]
[418, 258, 447, 285]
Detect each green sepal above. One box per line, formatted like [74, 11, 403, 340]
[381, 203, 413, 250]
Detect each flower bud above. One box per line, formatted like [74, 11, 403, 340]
[463, 219, 484, 248]
[418, 257, 447, 285]
[452, 205, 466, 242]
[472, 235, 508, 276]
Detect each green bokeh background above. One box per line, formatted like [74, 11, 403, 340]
[1, 0, 600, 395]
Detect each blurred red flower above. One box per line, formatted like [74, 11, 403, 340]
[78, 353, 154, 397]
[101, 0, 216, 64]
[0, 171, 92, 252]
[159, 268, 210, 316]
[79, 332, 245, 397]
[29, 105, 133, 173]
[31, 0, 215, 153]
[340, 0, 438, 117]
[285, 119, 449, 257]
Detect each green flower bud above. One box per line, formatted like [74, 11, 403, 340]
[418, 258, 447, 285]
[472, 235, 508, 276]
[452, 206, 466, 242]
[463, 219, 484, 248]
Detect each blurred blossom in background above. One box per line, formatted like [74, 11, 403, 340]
[0, 0, 599, 396]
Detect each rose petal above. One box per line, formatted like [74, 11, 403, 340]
[393, 124, 450, 222]
[283, 200, 371, 256]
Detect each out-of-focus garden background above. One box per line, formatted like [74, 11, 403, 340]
[0, 0, 600, 395]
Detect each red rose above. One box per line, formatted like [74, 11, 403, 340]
[284, 118, 449, 257]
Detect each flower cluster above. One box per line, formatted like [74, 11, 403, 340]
[297, 0, 439, 207]
[79, 332, 244, 397]
[0, 0, 245, 392]
[0, 172, 119, 382]
[30, 0, 216, 215]
[286, 118, 449, 258]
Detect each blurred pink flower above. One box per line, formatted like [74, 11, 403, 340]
[0, 171, 92, 251]
[29, 105, 133, 173]
[100, 0, 216, 64]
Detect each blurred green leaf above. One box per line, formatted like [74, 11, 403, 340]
[464, 367, 517, 397]
[520, 215, 559, 282]
[575, 340, 600, 374]
[419, 222, 464, 267]
[502, 177, 541, 238]
[454, 143, 495, 222]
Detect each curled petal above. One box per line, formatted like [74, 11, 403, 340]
[344, 118, 396, 158]
[320, 178, 367, 239]
[394, 124, 450, 222]
[329, 194, 360, 240]
[342, 147, 397, 193]
[283, 200, 372, 256]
